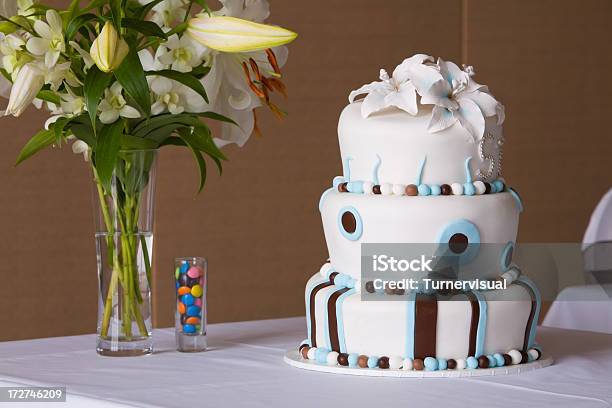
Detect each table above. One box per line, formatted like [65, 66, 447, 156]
[1, 317, 611, 408]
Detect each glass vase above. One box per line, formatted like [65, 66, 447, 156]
[93, 149, 157, 356]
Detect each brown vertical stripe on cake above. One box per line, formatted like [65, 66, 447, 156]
[327, 287, 351, 352]
[465, 291, 480, 357]
[515, 280, 537, 352]
[414, 293, 438, 359]
[309, 281, 333, 347]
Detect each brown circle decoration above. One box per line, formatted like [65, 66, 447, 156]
[449, 233, 469, 254]
[341, 211, 357, 234]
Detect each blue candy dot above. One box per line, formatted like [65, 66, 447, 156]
[186, 305, 201, 317]
[424, 357, 438, 371]
[179, 262, 189, 274]
[437, 358, 447, 371]
[493, 180, 504, 192]
[182, 294, 195, 306]
[175, 281, 180, 289]
[183, 324, 196, 333]
[430, 185, 441, 196]
[367, 356, 379, 368]
[493, 353, 505, 367]
[463, 183, 476, 196]
[348, 353, 359, 367]
[487, 355, 496, 368]
[467, 356, 478, 369]
[315, 348, 330, 364]
[418, 184, 431, 196]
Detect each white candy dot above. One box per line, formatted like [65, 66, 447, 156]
[402, 358, 413, 370]
[392, 184, 406, 196]
[451, 183, 464, 195]
[362, 181, 374, 195]
[508, 349, 522, 365]
[319, 263, 333, 278]
[307, 347, 317, 360]
[528, 349, 539, 361]
[327, 351, 339, 366]
[389, 356, 403, 369]
[380, 183, 393, 195]
[456, 359, 466, 370]
[473, 180, 486, 195]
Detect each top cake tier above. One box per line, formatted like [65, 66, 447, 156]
[340, 54, 505, 186]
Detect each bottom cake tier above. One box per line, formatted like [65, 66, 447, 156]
[299, 266, 542, 371]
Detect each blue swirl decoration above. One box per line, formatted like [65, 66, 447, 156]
[337, 206, 363, 241]
[437, 219, 481, 264]
[500, 241, 515, 272]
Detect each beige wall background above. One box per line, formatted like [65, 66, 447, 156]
[1, 0, 610, 341]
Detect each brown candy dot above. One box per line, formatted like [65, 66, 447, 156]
[447, 359, 457, 369]
[449, 233, 469, 254]
[378, 356, 390, 369]
[502, 354, 512, 366]
[299, 343, 308, 352]
[372, 185, 381, 194]
[338, 182, 348, 192]
[365, 281, 375, 293]
[440, 184, 452, 195]
[478, 355, 489, 368]
[300, 346, 310, 359]
[341, 211, 357, 234]
[337, 353, 349, 366]
[520, 350, 529, 364]
[484, 182, 492, 194]
[413, 358, 424, 370]
[357, 355, 369, 368]
[405, 184, 418, 196]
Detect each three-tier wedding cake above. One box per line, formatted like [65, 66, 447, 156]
[294, 54, 543, 373]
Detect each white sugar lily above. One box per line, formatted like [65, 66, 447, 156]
[90, 22, 129, 73]
[187, 14, 297, 53]
[150, 77, 187, 115]
[157, 34, 207, 73]
[149, 0, 188, 28]
[409, 58, 504, 139]
[71, 139, 89, 161]
[0, 34, 27, 77]
[98, 82, 141, 124]
[349, 54, 433, 118]
[3, 62, 44, 117]
[25, 9, 65, 68]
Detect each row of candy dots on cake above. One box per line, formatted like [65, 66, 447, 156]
[298, 342, 542, 370]
[175, 261, 205, 334]
[336, 178, 506, 196]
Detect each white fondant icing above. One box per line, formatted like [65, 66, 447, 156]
[337, 103, 503, 186]
[435, 294, 472, 359]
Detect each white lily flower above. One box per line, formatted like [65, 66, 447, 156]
[138, 48, 167, 72]
[150, 77, 188, 115]
[149, 0, 189, 28]
[410, 58, 504, 139]
[0, 34, 27, 76]
[349, 54, 433, 118]
[90, 22, 129, 73]
[3, 62, 44, 117]
[71, 139, 89, 161]
[25, 9, 65, 68]
[157, 34, 207, 73]
[98, 82, 141, 124]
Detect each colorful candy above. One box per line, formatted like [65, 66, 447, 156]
[175, 260, 206, 336]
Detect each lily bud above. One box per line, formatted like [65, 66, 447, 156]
[90, 21, 129, 73]
[4, 63, 44, 117]
[187, 15, 297, 53]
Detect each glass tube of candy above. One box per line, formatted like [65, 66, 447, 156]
[174, 257, 207, 352]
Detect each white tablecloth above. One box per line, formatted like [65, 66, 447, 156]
[1, 317, 612, 408]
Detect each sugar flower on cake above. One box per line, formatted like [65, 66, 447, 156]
[409, 58, 504, 139]
[349, 54, 433, 118]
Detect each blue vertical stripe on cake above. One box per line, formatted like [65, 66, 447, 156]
[307, 279, 333, 347]
[405, 291, 417, 359]
[472, 290, 488, 357]
[334, 288, 355, 353]
[515, 276, 541, 350]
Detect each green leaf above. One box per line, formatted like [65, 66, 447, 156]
[132, 113, 198, 137]
[132, 0, 165, 19]
[15, 129, 55, 165]
[178, 128, 207, 192]
[84, 66, 112, 130]
[193, 125, 224, 174]
[95, 120, 124, 190]
[158, 136, 186, 147]
[36, 90, 61, 105]
[146, 70, 208, 103]
[52, 117, 71, 146]
[120, 134, 159, 150]
[65, 13, 99, 40]
[197, 111, 237, 126]
[115, 49, 151, 117]
[69, 123, 97, 148]
[122, 18, 167, 39]
[190, 65, 210, 78]
[110, 0, 122, 29]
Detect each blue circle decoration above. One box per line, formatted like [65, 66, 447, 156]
[437, 358, 448, 370]
[418, 184, 431, 196]
[493, 180, 504, 192]
[337, 206, 363, 241]
[466, 356, 478, 369]
[430, 184, 441, 196]
[367, 356, 379, 368]
[437, 219, 481, 263]
[487, 355, 496, 368]
[315, 348, 330, 364]
[463, 183, 476, 196]
[493, 353, 505, 367]
[424, 357, 438, 371]
[348, 353, 359, 367]
[500, 241, 515, 272]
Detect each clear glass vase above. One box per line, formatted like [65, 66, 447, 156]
[92, 149, 157, 356]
